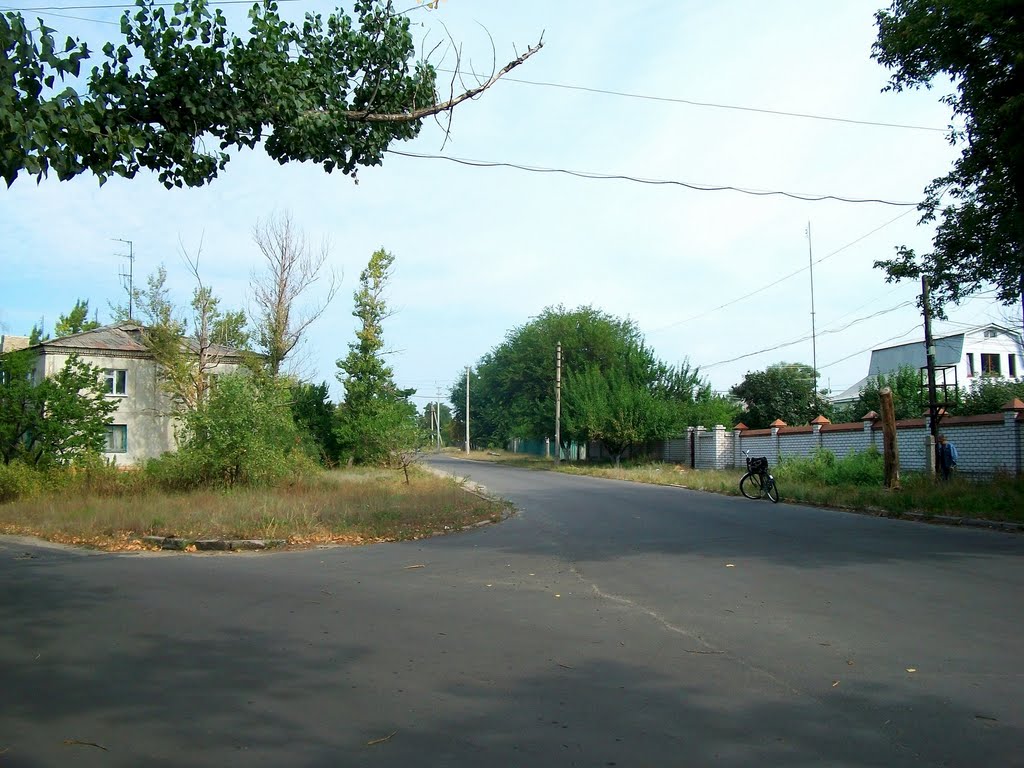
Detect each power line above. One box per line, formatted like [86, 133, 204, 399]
[819, 324, 921, 372]
[436, 68, 948, 134]
[3, 6, 119, 22]
[651, 208, 918, 333]
[386, 150, 920, 207]
[4, 0, 306, 9]
[701, 301, 914, 371]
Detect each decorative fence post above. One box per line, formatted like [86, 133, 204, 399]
[733, 423, 748, 470]
[770, 419, 786, 463]
[811, 415, 830, 450]
[1003, 398, 1024, 475]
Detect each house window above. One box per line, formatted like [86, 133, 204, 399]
[984, 329, 998, 338]
[104, 368, 127, 396]
[981, 353, 1001, 375]
[966, 353, 975, 377]
[1010, 355, 1018, 378]
[105, 425, 128, 453]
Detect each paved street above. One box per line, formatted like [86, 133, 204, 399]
[2, 457, 1022, 767]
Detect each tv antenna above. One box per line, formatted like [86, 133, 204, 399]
[113, 239, 134, 319]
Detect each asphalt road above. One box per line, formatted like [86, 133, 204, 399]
[1, 456, 1022, 767]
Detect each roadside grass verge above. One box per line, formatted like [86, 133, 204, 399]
[0, 466, 509, 551]
[554, 460, 1024, 524]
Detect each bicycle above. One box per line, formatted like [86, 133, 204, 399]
[740, 450, 779, 503]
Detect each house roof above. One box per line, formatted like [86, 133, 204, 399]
[0, 335, 31, 354]
[31, 321, 248, 361]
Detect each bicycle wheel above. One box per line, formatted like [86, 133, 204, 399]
[740, 472, 764, 499]
[765, 475, 780, 503]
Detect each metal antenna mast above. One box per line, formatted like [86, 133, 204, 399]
[806, 223, 818, 394]
[114, 238, 135, 319]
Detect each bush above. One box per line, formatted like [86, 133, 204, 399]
[775, 447, 883, 487]
[0, 461, 44, 503]
[149, 373, 320, 489]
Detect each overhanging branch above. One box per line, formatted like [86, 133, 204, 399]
[328, 35, 543, 124]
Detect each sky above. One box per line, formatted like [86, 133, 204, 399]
[0, 0, 1014, 413]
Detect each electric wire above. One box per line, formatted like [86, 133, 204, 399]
[435, 68, 948, 134]
[386, 150, 920, 207]
[700, 301, 914, 371]
[650, 207, 918, 333]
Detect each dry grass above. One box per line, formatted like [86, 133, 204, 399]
[0, 467, 509, 551]
[554, 461, 1024, 524]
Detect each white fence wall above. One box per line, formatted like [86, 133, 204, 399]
[647, 407, 1023, 476]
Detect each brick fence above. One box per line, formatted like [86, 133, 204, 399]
[587, 400, 1024, 476]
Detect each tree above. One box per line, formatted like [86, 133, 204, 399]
[335, 248, 416, 465]
[853, 365, 928, 422]
[959, 375, 1024, 416]
[731, 362, 829, 429]
[0, 349, 117, 465]
[170, 372, 308, 486]
[28, 319, 47, 345]
[450, 306, 650, 448]
[450, 305, 718, 450]
[250, 211, 338, 377]
[289, 380, 338, 465]
[119, 261, 246, 410]
[419, 401, 452, 446]
[1, 0, 542, 188]
[53, 299, 100, 338]
[563, 347, 676, 467]
[872, 2, 1024, 334]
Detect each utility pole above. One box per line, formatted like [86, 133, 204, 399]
[806, 223, 818, 395]
[921, 276, 940, 475]
[435, 385, 442, 450]
[465, 367, 470, 454]
[554, 342, 562, 463]
[114, 238, 134, 319]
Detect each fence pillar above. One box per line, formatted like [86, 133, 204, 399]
[811, 415, 830, 450]
[733, 423, 748, 470]
[862, 411, 879, 452]
[695, 426, 707, 469]
[770, 419, 786, 463]
[1003, 398, 1024, 475]
[713, 424, 727, 469]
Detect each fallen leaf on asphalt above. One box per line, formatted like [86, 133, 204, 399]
[725, 564, 735, 568]
[847, 660, 855, 666]
[832, 681, 840, 687]
[906, 668, 917, 673]
[63, 740, 108, 751]
[404, 564, 425, 570]
[366, 732, 396, 746]
[554, 594, 561, 598]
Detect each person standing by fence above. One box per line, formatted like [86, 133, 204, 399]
[937, 434, 958, 480]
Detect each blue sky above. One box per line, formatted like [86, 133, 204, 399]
[0, 1, 1010, 411]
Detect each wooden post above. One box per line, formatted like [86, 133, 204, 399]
[879, 386, 900, 489]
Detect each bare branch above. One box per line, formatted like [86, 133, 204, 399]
[316, 37, 543, 124]
[250, 211, 341, 377]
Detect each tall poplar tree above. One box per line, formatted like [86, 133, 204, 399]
[334, 249, 416, 465]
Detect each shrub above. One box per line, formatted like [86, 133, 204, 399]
[148, 373, 320, 489]
[775, 447, 883, 487]
[0, 461, 44, 503]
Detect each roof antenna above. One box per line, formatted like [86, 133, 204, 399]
[113, 239, 134, 320]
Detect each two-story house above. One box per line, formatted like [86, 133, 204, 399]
[831, 323, 1024, 406]
[1, 322, 247, 465]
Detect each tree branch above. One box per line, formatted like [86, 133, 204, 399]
[327, 36, 543, 124]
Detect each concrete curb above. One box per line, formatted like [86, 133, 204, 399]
[141, 536, 287, 551]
